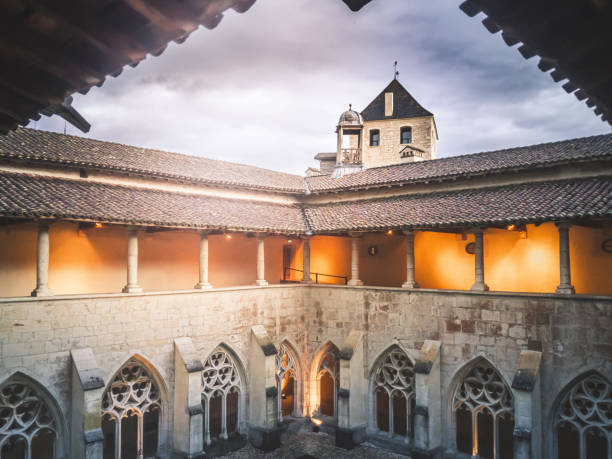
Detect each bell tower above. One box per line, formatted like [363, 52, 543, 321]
[332, 104, 364, 178]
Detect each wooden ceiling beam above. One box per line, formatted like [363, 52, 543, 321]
[120, 0, 199, 35]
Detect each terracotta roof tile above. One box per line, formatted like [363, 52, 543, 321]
[0, 172, 306, 233]
[305, 177, 612, 232]
[0, 128, 306, 193]
[306, 134, 612, 192]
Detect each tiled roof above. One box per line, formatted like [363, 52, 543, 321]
[0, 128, 306, 193]
[361, 79, 433, 122]
[0, 172, 306, 233]
[306, 134, 612, 192]
[304, 177, 612, 231]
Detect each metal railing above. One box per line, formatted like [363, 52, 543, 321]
[283, 267, 348, 285]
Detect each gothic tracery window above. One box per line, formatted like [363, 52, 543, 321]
[373, 347, 416, 439]
[101, 359, 161, 459]
[555, 373, 611, 459]
[452, 362, 514, 459]
[276, 343, 298, 421]
[316, 344, 340, 418]
[201, 348, 241, 445]
[0, 377, 58, 459]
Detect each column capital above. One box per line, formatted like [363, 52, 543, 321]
[348, 231, 364, 238]
[402, 229, 416, 236]
[554, 221, 572, 229]
[469, 227, 486, 234]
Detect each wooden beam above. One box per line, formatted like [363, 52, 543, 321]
[120, 0, 199, 35]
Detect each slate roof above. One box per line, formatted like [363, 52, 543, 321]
[0, 172, 306, 233]
[360, 79, 433, 121]
[306, 134, 612, 192]
[304, 177, 612, 232]
[0, 128, 306, 193]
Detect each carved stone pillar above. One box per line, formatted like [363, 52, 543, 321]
[413, 340, 441, 458]
[347, 233, 363, 286]
[255, 233, 268, 286]
[555, 222, 575, 294]
[470, 229, 489, 291]
[511, 350, 543, 459]
[301, 235, 314, 283]
[31, 222, 53, 297]
[195, 232, 212, 289]
[402, 230, 419, 288]
[71, 348, 105, 459]
[122, 228, 142, 293]
[173, 338, 204, 458]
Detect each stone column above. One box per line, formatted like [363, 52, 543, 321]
[122, 228, 142, 293]
[555, 222, 575, 294]
[511, 350, 543, 459]
[470, 229, 489, 291]
[301, 235, 314, 283]
[173, 338, 204, 458]
[195, 232, 212, 289]
[413, 340, 441, 458]
[402, 230, 419, 288]
[31, 222, 53, 297]
[347, 233, 363, 286]
[71, 348, 105, 459]
[255, 233, 268, 286]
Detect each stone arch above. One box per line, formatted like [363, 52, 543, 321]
[201, 343, 248, 445]
[309, 340, 340, 419]
[367, 344, 416, 440]
[448, 355, 515, 459]
[0, 371, 67, 459]
[101, 354, 168, 459]
[551, 370, 612, 459]
[276, 339, 303, 420]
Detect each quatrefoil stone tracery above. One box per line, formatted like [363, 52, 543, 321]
[374, 348, 415, 397]
[102, 360, 160, 419]
[276, 344, 296, 380]
[202, 350, 241, 399]
[0, 382, 56, 447]
[453, 365, 513, 417]
[557, 374, 612, 436]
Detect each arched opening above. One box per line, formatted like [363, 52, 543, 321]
[371, 346, 415, 439]
[101, 358, 162, 459]
[276, 342, 299, 421]
[554, 373, 611, 459]
[320, 370, 335, 417]
[452, 359, 514, 458]
[201, 347, 243, 446]
[0, 374, 63, 459]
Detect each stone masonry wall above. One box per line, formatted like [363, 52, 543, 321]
[362, 116, 436, 169]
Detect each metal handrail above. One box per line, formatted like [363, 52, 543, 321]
[283, 267, 348, 285]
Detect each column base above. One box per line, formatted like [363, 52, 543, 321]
[335, 426, 365, 450]
[411, 446, 442, 459]
[247, 425, 282, 452]
[300, 278, 314, 284]
[470, 282, 489, 292]
[194, 282, 212, 290]
[122, 284, 143, 293]
[347, 279, 363, 286]
[402, 281, 419, 289]
[555, 284, 575, 295]
[31, 286, 53, 297]
[254, 280, 268, 286]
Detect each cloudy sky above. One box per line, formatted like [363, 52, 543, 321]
[30, 0, 610, 175]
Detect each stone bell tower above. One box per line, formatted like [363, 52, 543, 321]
[332, 104, 364, 178]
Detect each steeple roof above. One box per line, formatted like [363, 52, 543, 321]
[361, 79, 433, 121]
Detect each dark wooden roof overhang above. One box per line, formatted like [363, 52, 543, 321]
[458, 0, 612, 125]
[0, 0, 257, 134]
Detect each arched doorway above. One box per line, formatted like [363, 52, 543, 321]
[276, 342, 299, 421]
[101, 358, 162, 459]
[312, 342, 340, 419]
[554, 373, 611, 459]
[0, 373, 64, 459]
[452, 359, 514, 459]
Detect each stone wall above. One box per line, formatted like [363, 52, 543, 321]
[362, 116, 436, 168]
[0, 284, 610, 457]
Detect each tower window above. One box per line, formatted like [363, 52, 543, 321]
[400, 127, 412, 144]
[370, 129, 380, 146]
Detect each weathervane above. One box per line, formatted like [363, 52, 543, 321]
[394, 61, 399, 79]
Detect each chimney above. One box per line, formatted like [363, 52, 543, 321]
[384, 92, 393, 117]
